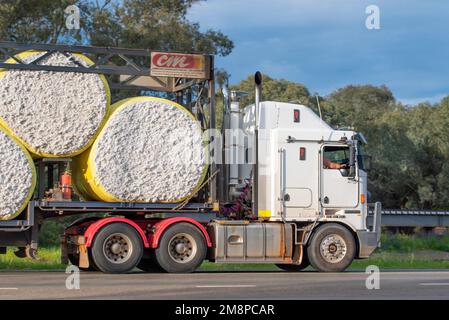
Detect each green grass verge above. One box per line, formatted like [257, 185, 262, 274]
[380, 233, 449, 252]
[0, 247, 64, 270]
[2, 234, 449, 271]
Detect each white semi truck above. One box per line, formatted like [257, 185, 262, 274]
[0, 42, 381, 273]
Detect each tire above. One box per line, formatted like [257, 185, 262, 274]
[276, 254, 310, 272]
[90, 223, 144, 274]
[307, 223, 355, 272]
[154, 222, 207, 273]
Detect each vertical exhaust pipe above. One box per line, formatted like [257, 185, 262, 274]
[253, 72, 262, 217]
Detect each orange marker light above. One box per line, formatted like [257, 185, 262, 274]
[361, 194, 366, 204]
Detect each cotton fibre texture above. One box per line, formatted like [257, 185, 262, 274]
[74, 97, 207, 202]
[0, 127, 35, 220]
[0, 51, 109, 157]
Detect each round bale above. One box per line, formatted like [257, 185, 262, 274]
[74, 96, 207, 203]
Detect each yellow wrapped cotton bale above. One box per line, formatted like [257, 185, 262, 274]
[0, 126, 36, 220]
[73, 96, 208, 203]
[0, 51, 111, 157]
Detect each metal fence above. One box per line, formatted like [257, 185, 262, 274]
[368, 209, 449, 228]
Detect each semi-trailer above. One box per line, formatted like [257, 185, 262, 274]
[0, 42, 381, 273]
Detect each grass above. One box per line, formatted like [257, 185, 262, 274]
[2, 234, 449, 271]
[379, 233, 449, 252]
[0, 247, 64, 270]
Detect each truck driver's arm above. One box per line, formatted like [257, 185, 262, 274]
[323, 157, 344, 169]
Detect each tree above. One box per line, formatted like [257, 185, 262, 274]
[0, 0, 234, 57]
[321, 84, 397, 129]
[0, 0, 86, 43]
[229, 73, 312, 109]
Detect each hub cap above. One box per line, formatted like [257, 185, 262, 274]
[168, 233, 197, 264]
[103, 233, 133, 264]
[320, 234, 347, 264]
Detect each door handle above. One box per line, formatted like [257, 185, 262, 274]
[284, 194, 290, 201]
[323, 196, 329, 204]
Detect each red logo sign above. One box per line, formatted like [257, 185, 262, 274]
[150, 52, 209, 79]
[152, 53, 195, 69]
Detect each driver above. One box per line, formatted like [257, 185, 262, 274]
[323, 157, 347, 170]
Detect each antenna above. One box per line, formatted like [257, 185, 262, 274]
[315, 94, 326, 141]
[315, 95, 323, 120]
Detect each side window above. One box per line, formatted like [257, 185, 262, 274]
[323, 146, 349, 169]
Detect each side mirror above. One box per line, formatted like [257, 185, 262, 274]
[339, 168, 349, 177]
[363, 155, 372, 171]
[349, 145, 356, 177]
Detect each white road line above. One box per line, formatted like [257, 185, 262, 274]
[420, 283, 449, 286]
[196, 285, 256, 288]
[0, 288, 18, 290]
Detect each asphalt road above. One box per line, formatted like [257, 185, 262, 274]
[0, 270, 449, 299]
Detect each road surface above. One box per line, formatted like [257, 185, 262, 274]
[0, 270, 449, 299]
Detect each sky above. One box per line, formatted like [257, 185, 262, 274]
[187, 0, 449, 105]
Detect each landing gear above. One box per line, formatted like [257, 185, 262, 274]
[154, 223, 207, 273]
[14, 246, 40, 260]
[307, 223, 355, 272]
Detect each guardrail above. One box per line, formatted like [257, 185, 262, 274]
[368, 209, 449, 227]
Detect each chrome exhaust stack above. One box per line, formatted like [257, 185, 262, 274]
[253, 72, 262, 217]
[223, 89, 248, 200]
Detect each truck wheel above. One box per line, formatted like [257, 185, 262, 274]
[154, 223, 207, 273]
[307, 223, 355, 272]
[276, 255, 310, 272]
[90, 223, 143, 274]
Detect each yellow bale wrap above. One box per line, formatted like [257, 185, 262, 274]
[73, 96, 208, 203]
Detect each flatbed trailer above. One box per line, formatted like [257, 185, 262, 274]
[0, 41, 381, 273]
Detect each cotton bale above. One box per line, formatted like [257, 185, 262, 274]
[73, 96, 207, 202]
[0, 126, 36, 220]
[0, 51, 110, 157]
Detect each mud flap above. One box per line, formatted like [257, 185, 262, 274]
[79, 244, 89, 269]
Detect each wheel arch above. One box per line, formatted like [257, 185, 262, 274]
[149, 217, 212, 249]
[84, 217, 150, 248]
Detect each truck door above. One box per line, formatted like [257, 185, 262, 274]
[320, 144, 359, 208]
[279, 143, 318, 219]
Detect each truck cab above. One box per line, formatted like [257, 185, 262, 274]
[242, 101, 368, 223]
[218, 98, 381, 271]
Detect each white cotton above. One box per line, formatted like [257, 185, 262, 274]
[92, 99, 207, 202]
[0, 52, 109, 156]
[0, 129, 34, 220]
